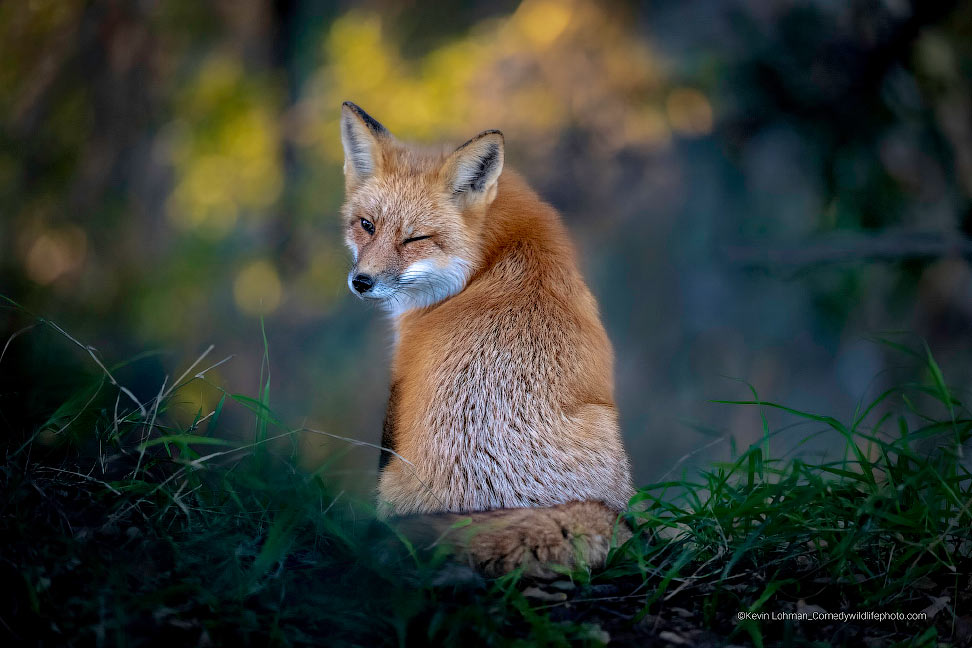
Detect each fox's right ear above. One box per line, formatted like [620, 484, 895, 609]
[340, 101, 389, 185]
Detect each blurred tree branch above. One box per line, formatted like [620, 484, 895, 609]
[725, 229, 972, 268]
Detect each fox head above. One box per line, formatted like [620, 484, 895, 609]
[339, 101, 504, 315]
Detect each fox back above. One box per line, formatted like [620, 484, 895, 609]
[339, 101, 633, 526]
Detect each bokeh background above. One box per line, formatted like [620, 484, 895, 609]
[2, 0, 971, 492]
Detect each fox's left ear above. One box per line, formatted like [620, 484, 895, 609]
[444, 130, 504, 206]
[340, 101, 389, 185]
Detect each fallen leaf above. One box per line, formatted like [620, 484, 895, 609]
[911, 576, 936, 591]
[658, 630, 689, 645]
[522, 587, 567, 602]
[796, 599, 827, 615]
[920, 595, 950, 620]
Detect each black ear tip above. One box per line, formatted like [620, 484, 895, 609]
[455, 129, 505, 153]
[342, 100, 362, 115]
[477, 129, 504, 144]
[341, 101, 387, 136]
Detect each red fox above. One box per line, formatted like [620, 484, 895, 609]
[339, 101, 634, 577]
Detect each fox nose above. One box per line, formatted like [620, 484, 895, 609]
[352, 273, 374, 293]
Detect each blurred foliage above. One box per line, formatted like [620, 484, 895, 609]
[1, 0, 972, 484]
[167, 55, 283, 238]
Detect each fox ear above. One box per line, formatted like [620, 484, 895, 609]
[341, 101, 389, 183]
[445, 130, 504, 204]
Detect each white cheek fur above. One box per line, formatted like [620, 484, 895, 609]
[385, 257, 471, 318]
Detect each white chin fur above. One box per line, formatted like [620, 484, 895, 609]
[384, 257, 471, 317]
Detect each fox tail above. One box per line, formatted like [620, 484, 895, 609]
[391, 501, 632, 578]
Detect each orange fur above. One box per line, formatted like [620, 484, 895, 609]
[339, 101, 634, 575]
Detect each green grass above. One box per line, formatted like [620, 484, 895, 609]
[1, 306, 970, 647]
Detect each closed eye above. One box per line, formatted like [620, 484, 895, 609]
[402, 235, 433, 245]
